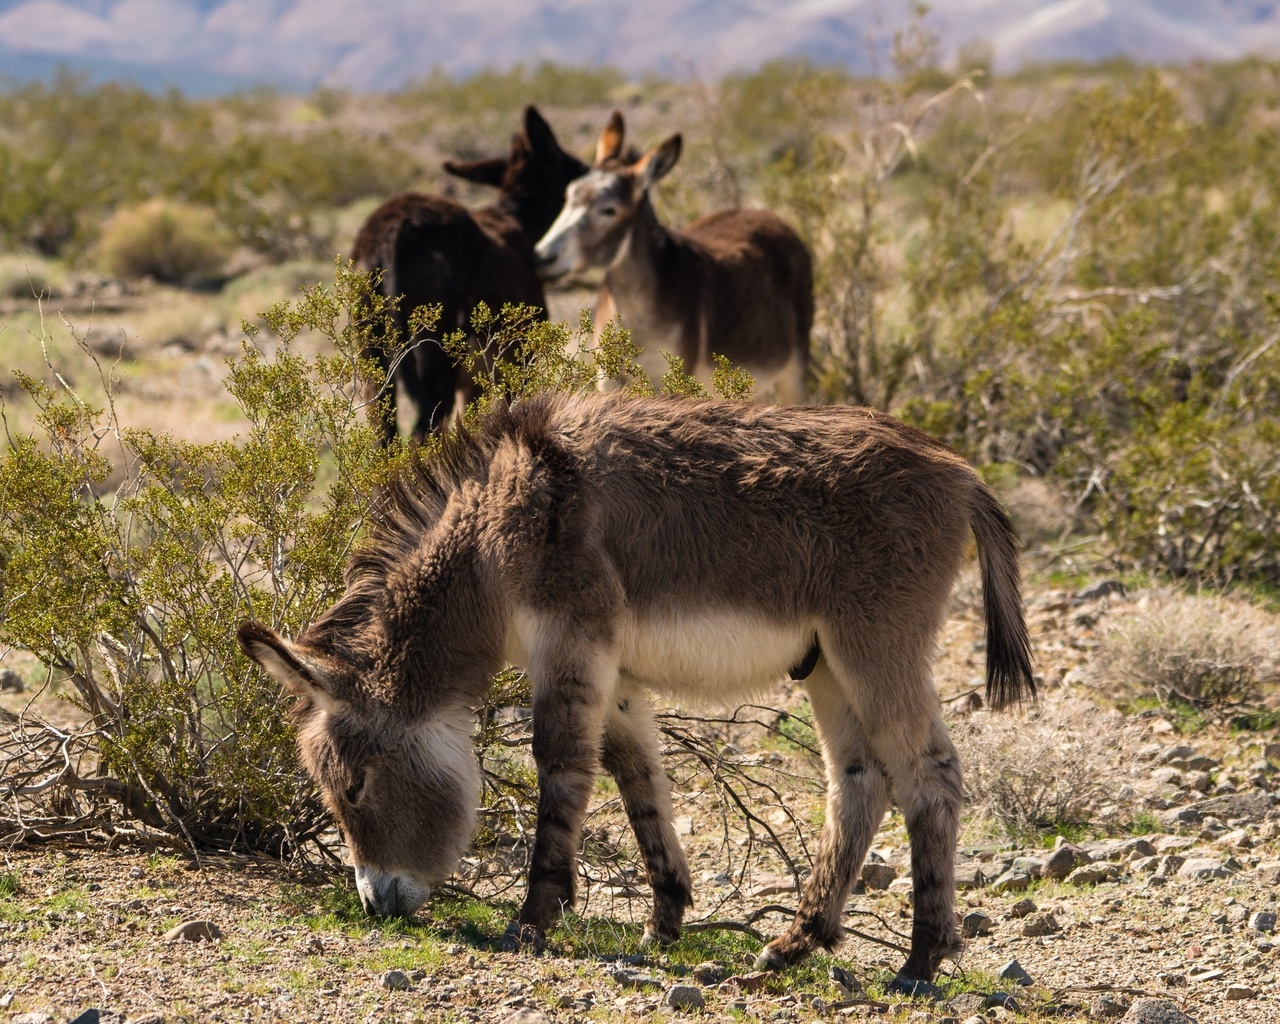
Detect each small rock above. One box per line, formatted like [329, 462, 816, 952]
[1265, 741, 1280, 765]
[0, 668, 24, 692]
[1091, 995, 1129, 1017]
[1185, 771, 1212, 793]
[1151, 767, 1184, 787]
[692, 961, 726, 985]
[1020, 912, 1062, 937]
[996, 959, 1033, 986]
[1008, 898, 1037, 919]
[673, 816, 694, 836]
[1255, 861, 1280, 885]
[10, 1015, 53, 1024]
[128, 866, 145, 879]
[1157, 744, 1196, 766]
[1120, 998, 1192, 1023]
[380, 969, 411, 991]
[985, 992, 1020, 1012]
[955, 864, 986, 889]
[727, 971, 771, 993]
[1156, 855, 1186, 877]
[828, 964, 862, 996]
[1250, 911, 1277, 933]
[1010, 856, 1043, 879]
[611, 968, 662, 989]
[162, 919, 223, 943]
[1188, 967, 1225, 982]
[1176, 857, 1232, 880]
[1225, 984, 1256, 1000]
[664, 984, 705, 1011]
[960, 910, 994, 937]
[0, 993, 11, 1009]
[1194, 792, 1272, 820]
[1153, 836, 1195, 854]
[68, 1013, 99, 1024]
[860, 862, 898, 890]
[500, 1012, 552, 1024]
[1078, 579, 1126, 601]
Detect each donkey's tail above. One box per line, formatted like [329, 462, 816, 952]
[970, 483, 1035, 710]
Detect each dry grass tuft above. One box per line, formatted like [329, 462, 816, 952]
[1101, 589, 1280, 708]
[953, 695, 1140, 832]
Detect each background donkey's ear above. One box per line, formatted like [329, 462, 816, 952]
[522, 105, 559, 156]
[635, 133, 682, 190]
[442, 156, 508, 187]
[595, 110, 625, 165]
[238, 621, 349, 713]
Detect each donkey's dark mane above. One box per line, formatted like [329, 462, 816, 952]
[303, 397, 557, 650]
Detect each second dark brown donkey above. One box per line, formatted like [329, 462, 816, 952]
[239, 393, 1034, 993]
[354, 106, 587, 441]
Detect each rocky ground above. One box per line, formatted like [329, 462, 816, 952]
[3, 581, 1280, 1024]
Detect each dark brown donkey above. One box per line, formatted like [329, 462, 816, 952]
[534, 114, 814, 400]
[353, 107, 587, 441]
[239, 393, 1033, 992]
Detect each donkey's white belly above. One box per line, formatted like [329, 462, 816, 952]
[617, 608, 813, 703]
[508, 605, 813, 706]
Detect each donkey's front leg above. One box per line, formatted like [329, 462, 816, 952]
[508, 646, 613, 947]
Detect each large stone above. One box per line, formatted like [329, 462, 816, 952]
[0, 668, 24, 693]
[960, 910, 994, 938]
[1010, 856, 1044, 879]
[1156, 855, 1186, 877]
[955, 864, 986, 889]
[664, 984, 705, 1011]
[1020, 912, 1062, 937]
[1043, 844, 1086, 881]
[1176, 857, 1233, 880]
[1067, 862, 1118, 885]
[1157, 744, 1196, 766]
[989, 869, 1032, 894]
[611, 968, 663, 989]
[379, 970, 411, 991]
[1193, 792, 1273, 821]
[1120, 998, 1192, 1023]
[1008, 898, 1037, 919]
[1225, 984, 1256, 1000]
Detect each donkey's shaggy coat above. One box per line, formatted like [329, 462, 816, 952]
[240, 394, 1033, 988]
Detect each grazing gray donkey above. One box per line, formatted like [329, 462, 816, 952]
[239, 393, 1034, 991]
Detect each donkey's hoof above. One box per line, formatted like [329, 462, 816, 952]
[501, 921, 546, 953]
[754, 943, 791, 972]
[640, 924, 680, 947]
[887, 974, 942, 1000]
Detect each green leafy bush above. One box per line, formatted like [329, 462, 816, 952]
[95, 199, 232, 285]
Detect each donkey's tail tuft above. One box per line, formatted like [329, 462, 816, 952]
[970, 484, 1035, 710]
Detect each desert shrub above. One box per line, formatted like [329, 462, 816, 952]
[953, 696, 1141, 834]
[1101, 589, 1280, 709]
[398, 62, 624, 118]
[0, 260, 404, 855]
[95, 199, 232, 285]
[0, 72, 418, 261]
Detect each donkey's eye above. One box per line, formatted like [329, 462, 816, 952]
[600, 206, 618, 217]
[343, 772, 365, 804]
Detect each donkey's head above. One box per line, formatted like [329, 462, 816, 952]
[444, 105, 589, 241]
[534, 112, 681, 280]
[237, 621, 479, 918]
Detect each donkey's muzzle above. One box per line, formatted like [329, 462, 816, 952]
[354, 865, 430, 918]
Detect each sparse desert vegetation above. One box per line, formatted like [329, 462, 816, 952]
[4, 39, 1280, 1024]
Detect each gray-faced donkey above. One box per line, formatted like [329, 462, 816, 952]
[239, 393, 1034, 991]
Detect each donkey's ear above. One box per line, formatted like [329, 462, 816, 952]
[238, 621, 349, 713]
[635, 133, 681, 190]
[442, 156, 508, 187]
[595, 111, 625, 165]
[522, 105, 559, 156]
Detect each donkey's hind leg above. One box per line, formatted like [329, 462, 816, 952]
[845, 649, 965, 989]
[757, 658, 891, 969]
[601, 684, 693, 944]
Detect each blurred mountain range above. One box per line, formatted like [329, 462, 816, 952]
[1, 0, 1278, 94]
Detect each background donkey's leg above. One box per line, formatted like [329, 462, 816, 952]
[511, 639, 614, 946]
[848, 648, 964, 989]
[757, 658, 890, 968]
[601, 683, 693, 944]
